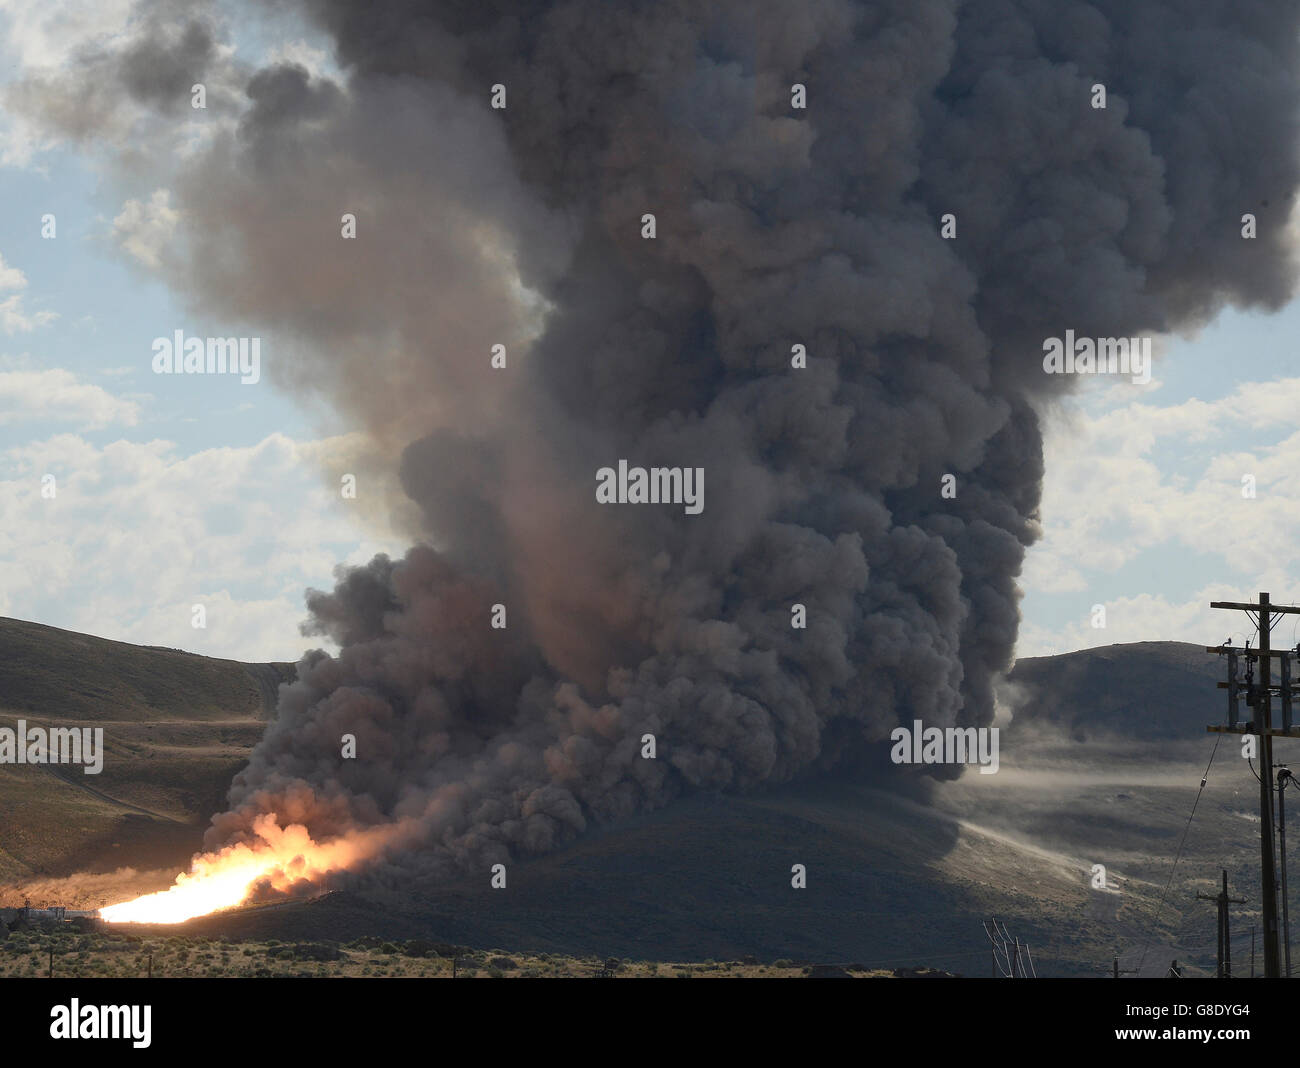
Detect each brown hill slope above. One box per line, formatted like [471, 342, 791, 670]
[0, 617, 294, 885]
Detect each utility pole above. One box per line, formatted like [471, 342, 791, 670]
[1197, 869, 1245, 978]
[1207, 593, 1300, 977]
[1280, 767, 1295, 976]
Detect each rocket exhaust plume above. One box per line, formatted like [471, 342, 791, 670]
[59, 0, 1298, 919]
[99, 816, 409, 924]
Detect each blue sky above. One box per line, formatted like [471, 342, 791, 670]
[1021, 301, 1300, 656]
[1, 2, 1297, 667]
[0, 3, 392, 660]
[0, 138, 394, 659]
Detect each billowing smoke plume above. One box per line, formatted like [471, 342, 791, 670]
[15, 0, 1300, 883]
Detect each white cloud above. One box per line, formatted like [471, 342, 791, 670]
[1032, 378, 1300, 581]
[112, 188, 180, 269]
[0, 368, 138, 428]
[0, 251, 55, 334]
[265, 38, 332, 78]
[0, 0, 135, 72]
[1020, 374, 1300, 655]
[1016, 586, 1246, 658]
[0, 430, 398, 661]
[0, 253, 25, 291]
[0, 293, 55, 333]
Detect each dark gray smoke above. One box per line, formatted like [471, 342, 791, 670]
[15, 0, 1300, 879]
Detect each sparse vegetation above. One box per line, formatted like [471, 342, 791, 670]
[0, 930, 914, 978]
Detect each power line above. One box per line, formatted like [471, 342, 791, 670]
[983, 918, 1035, 977]
[1135, 736, 1220, 975]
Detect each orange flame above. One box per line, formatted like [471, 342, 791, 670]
[99, 814, 397, 924]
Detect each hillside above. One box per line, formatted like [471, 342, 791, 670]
[0, 621, 1270, 975]
[1006, 640, 1225, 740]
[0, 617, 294, 884]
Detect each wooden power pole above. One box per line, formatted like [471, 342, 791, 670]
[1197, 869, 1245, 978]
[1207, 593, 1300, 978]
